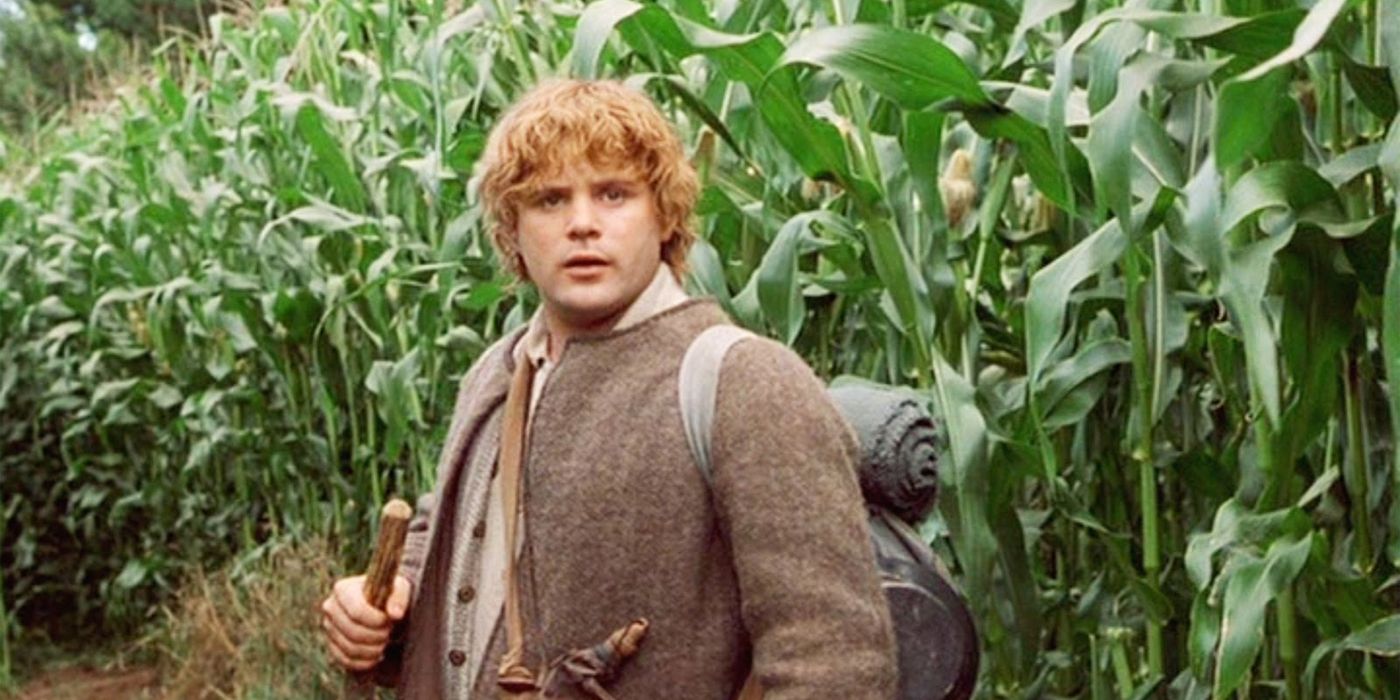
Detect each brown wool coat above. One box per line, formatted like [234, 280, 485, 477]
[379, 300, 897, 699]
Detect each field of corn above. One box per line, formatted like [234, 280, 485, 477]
[1, 0, 1398, 697]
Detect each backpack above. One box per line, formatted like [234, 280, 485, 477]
[678, 326, 980, 700]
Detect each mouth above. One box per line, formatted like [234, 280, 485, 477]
[563, 253, 610, 272]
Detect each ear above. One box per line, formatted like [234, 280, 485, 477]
[514, 253, 532, 282]
[503, 229, 530, 281]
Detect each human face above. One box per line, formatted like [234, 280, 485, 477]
[514, 160, 671, 346]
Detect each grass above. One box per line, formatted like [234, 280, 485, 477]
[0, 537, 342, 700]
[151, 537, 343, 699]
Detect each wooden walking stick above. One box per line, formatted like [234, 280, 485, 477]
[343, 498, 413, 700]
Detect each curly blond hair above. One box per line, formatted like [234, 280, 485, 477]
[476, 79, 699, 280]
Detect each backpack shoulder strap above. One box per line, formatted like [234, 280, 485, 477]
[678, 324, 756, 489]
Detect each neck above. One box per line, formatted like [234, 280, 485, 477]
[542, 306, 628, 363]
[535, 264, 683, 363]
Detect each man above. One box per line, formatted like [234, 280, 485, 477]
[321, 79, 896, 699]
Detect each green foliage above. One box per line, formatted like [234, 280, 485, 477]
[1, 0, 513, 648]
[1, 0, 1398, 697]
[0, 0, 223, 135]
[32, 0, 224, 39]
[0, 2, 95, 132]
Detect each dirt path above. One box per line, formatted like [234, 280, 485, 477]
[15, 666, 158, 700]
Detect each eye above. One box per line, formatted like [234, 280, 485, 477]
[601, 186, 628, 203]
[536, 192, 565, 208]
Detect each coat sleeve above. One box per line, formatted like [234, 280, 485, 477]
[709, 337, 898, 699]
[397, 329, 518, 591]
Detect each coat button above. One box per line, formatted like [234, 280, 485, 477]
[457, 585, 476, 604]
[472, 520, 486, 538]
[449, 649, 466, 666]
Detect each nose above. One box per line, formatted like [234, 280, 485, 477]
[566, 197, 600, 240]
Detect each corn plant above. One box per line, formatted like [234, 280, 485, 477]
[1, 0, 525, 649]
[1, 0, 1398, 697]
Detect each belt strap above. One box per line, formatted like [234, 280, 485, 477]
[497, 357, 540, 697]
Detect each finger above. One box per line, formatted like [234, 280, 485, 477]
[324, 630, 379, 672]
[322, 614, 387, 666]
[323, 614, 385, 663]
[386, 576, 412, 620]
[323, 596, 392, 646]
[335, 577, 390, 629]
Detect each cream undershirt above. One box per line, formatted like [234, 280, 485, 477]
[465, 264, 690, 686]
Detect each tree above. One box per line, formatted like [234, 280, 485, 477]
[31, 0, 225, 40]
[0, 3, 91, 133]
[0, 1, 224, 134]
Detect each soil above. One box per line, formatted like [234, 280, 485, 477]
[14, 666, 159, 700]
